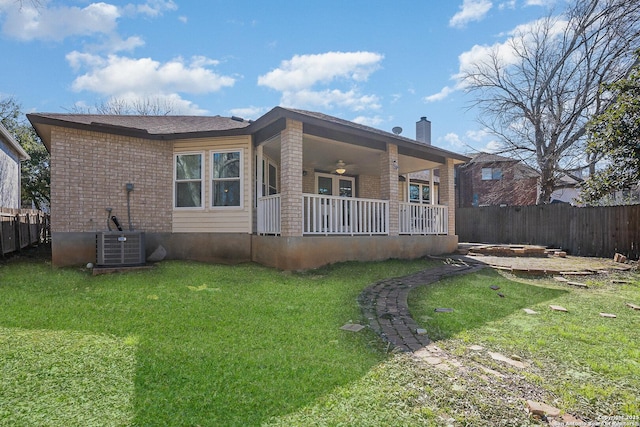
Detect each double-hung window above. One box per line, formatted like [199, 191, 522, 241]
[212, 150, 242, 207]
[175, 153, 203, 208]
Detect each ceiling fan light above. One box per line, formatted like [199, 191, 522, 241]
[335, 160, 346, 175]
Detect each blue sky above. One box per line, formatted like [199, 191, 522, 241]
[0, 0, 558, 153]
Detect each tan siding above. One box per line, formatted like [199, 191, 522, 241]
[173, 136, 252, 233]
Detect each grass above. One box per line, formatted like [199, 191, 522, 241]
[0, 254, 435, 426]
[408, 268, 640, 420]
[2, 250, 639, 426]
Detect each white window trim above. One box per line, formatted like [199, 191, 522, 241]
[408, 182, 434, 204]
[174, 152, 204, 210]
[314, 172, 355, 197]
[211, 149, 244, 209]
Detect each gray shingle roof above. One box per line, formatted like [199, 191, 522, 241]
[28, 113, 250, 135]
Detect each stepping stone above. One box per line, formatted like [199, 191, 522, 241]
[526, 400, 561, 417]
[550, 305, 568, 312]
[553, 276, 569, 282]
[626, 303, 640, 310]
[340, 323, 365, 332]
[468, 345, 484, 351]
[423, 356, 443, 365]
[560, 271, 594, 276]
[488, 352, 527, 368]
[567, 281, 589, 288]
[479, 365, 505, 378]
[599, 313, 617, 318]
[523, 308, 538, 315]
[434, 308, 454, 313]
[416, 328, 428, 335]
[490, 285, 500, 290]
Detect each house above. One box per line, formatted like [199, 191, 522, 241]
[456, 152, 585, 207]
[456, 152, 538, 207]
[28, 107, 469, 270]
[0, 122, 30, 209]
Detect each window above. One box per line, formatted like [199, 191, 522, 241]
[481, 167, 502, 180]
[409, 183, 431, 203]
[175, 153, 203, 208]
[212, 150, 242, 207]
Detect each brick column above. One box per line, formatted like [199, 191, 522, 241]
[380, 143, 399, 236]
[280, 119, 303, 237]
[438, 158, 456, 235]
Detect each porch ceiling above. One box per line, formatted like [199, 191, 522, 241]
[262, 134, 442, 176]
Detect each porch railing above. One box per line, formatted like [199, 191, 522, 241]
[303, 194, 388, 235]
[399, 202, 448, 235]
[258, 196, 447, 236]
[257, 194, 281, 235]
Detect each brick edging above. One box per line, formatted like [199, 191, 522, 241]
[358, 263, 485, 352]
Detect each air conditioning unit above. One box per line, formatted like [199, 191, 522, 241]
[96, 231, 145, 267]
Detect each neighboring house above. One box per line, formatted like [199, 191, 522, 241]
[456, 152, 539, 207]
[28, 107, 469, 270]
[456, 152, 584, 207]
[0, 123, 30, 209]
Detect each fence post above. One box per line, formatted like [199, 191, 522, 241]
[0, 216, 4, 259]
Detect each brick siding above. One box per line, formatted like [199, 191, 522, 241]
[50, 127, 173, 233]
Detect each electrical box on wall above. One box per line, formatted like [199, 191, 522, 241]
[96, 231, 145, 266]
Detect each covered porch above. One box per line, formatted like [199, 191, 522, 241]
[247, 108, 468, 270]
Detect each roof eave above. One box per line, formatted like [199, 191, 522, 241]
[0, 123, 30, 160]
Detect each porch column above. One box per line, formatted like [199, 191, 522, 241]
[380, 143, 399, 236]
[438, 158, 456, 235]
[280, 119, 303, 237]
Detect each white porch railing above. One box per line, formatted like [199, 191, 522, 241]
[303, 194, 389, 235]
[259, 196, 447, 236]
[257, 194, 281, 235]
[399, 202, 448, 235]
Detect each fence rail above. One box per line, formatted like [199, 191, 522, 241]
[0, 208, 50, 256]
[456, 204, 640, 259]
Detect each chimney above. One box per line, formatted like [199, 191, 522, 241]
[416, 116, 431, 145]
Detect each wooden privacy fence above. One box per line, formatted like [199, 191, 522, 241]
[456, 204, 640, 259]
[0, 208, 50, 257]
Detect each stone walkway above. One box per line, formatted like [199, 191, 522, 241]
[358, 261, 485, 352]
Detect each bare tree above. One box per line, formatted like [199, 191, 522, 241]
[460, 0, 640, 203]
[69, 96, 178, 115]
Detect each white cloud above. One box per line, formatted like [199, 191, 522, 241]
[525, 0, 556, 6]
[258, 51, 384, 112]
[449, 0, 493, 28]
[1, 1, 120, 41]
[68, 53, 235, 95]
[0, 0, 176, 42]
[124, 0, 177, 17]
[443, 132, 465, 148]
[483, 139, 503, 152]
[228, 106, 267, 120]
[258, 51, 383, 91]
[351, 115, 384, 127]
[280, 88, 381, 112]
[465, 128, 490, 141]
[498, 0, 516, 10]
[424, 86, 455, 103]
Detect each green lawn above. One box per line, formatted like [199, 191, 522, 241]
[409, 268, 640, 420]
[0, 257, 434, 426]
[2, 255, 639, 426]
